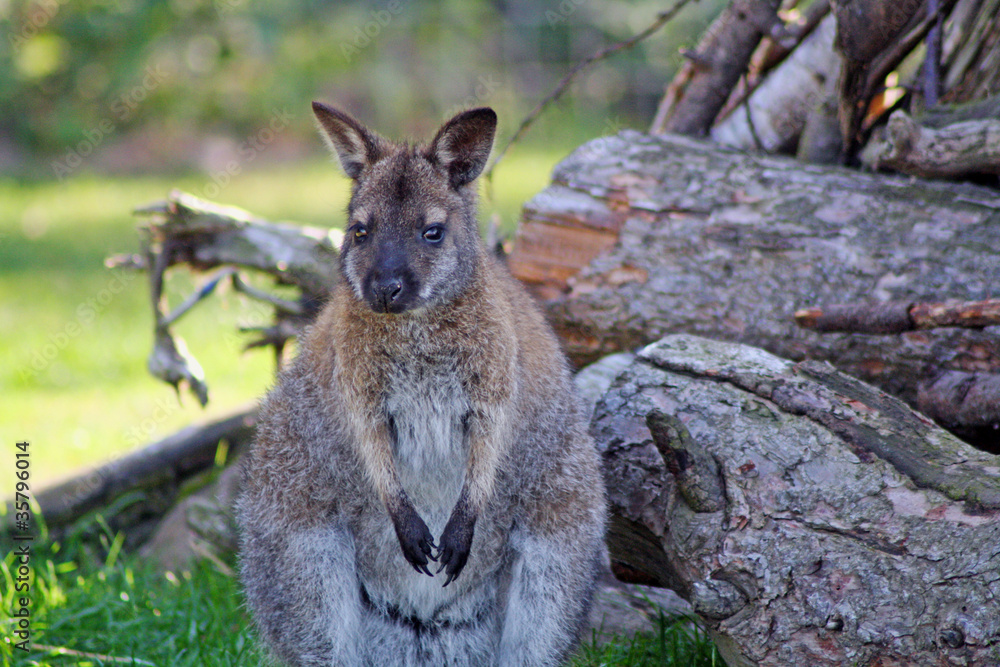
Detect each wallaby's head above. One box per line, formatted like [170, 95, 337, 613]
[312, 102, 496, 315]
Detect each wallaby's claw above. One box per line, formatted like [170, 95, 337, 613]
[393, 504, 437, 576]
[411, 561, 434, 577]
[436, 508, 477, 587]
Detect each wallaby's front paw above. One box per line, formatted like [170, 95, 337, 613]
[392, 505, 437, 576]
[436, 508, 477, 586]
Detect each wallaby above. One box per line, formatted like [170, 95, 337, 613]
[236, 102, 607, 667]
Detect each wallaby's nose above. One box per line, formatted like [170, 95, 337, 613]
[372, 277, 404, 312]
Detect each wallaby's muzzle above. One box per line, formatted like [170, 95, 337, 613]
[365, 250, 418, 314]
[371, 275, 405, 313]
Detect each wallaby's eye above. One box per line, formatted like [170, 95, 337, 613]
[353, 225, 368, 243]
[422, 225, 445, 244]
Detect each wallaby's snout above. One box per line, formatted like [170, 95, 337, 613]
[366, 248, 416, 313]
[370, 274, 404, 312]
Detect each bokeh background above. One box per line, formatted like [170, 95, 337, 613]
[0, 0, 724, 492]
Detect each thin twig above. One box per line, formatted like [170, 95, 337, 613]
[161, 267, 238, 327]
[231, 272, 305, 316]
[484, 0, 692, 182]
[741, 73, 764, 150]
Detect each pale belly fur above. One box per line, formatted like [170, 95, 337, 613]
[359, 360, 480, 620]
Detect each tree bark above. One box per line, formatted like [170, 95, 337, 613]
[940, 0, 1000, 103]
[506, 130, 1000, 412]
[594, 334, 1000, 666]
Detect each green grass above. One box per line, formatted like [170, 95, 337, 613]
[1, 541, 264, 666]
[574, 614, 724, 667]
[0, 149, 565, 494]
[0, 535, 720, 667]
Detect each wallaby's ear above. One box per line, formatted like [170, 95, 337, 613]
[312, 102, 383, 180]
[427, 107, 497, 189]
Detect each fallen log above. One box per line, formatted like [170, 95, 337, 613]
[3, 409, 257, 549]
[918, 371, 1000, 450]
[507, 130, 1000, 415]
[594, 334, 1000, 666]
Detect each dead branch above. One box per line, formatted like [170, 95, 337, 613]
[838, 0, 959, 157]
[114, 191, 339, 403]
[710, 14, 841, 152]
[3, 410, 256, 548]
[714, 0, 832, 123]
[132, 190, 341, 298]
[830, 0, 923, 65]
[860, 110, 1000, 178]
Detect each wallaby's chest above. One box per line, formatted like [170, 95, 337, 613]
[383, 355, 469, 523]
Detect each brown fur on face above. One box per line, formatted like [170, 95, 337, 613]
[236, 104, 607, 667]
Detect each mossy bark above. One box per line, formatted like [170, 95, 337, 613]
[594, 335, 1000, 666]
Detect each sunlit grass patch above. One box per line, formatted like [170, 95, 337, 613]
[0, 539, 264, 667]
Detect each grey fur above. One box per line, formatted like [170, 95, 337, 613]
[236, 105, 607, 666]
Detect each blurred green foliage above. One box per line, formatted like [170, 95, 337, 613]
[0, 0, 723, 176]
